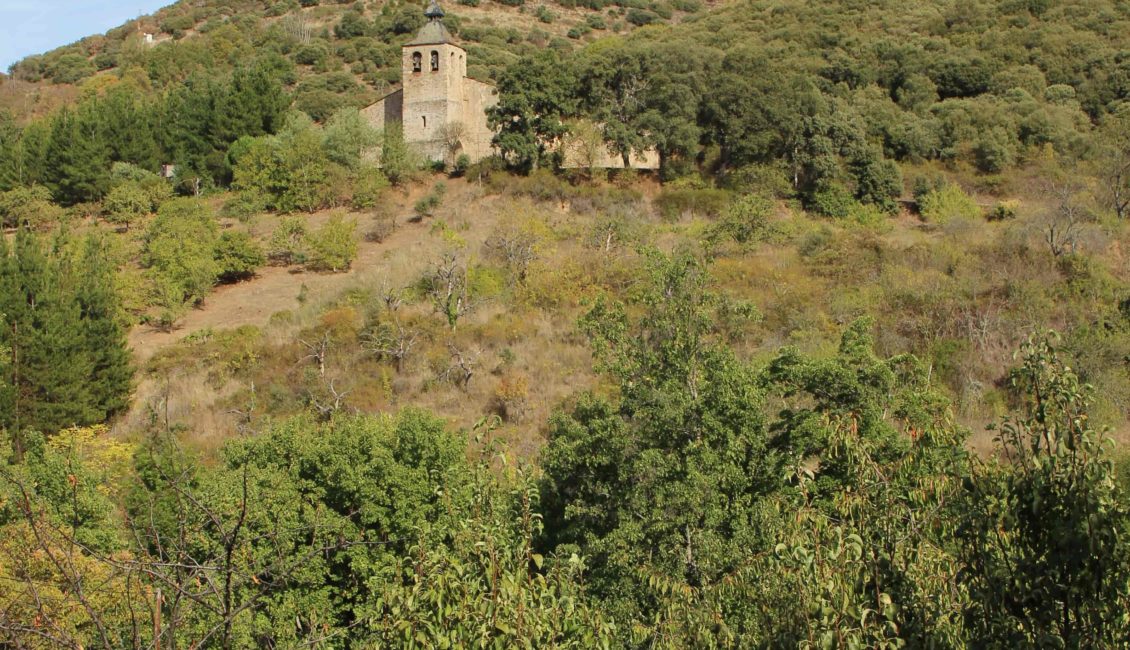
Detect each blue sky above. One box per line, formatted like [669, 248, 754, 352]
[1, 0, 172, 71]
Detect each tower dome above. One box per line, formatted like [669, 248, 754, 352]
[409, 1, 454, 46]
[424, 1, 445, 21]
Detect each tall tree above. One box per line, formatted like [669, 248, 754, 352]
[74, 236, 132, 422]
[0, 230, 95, 441]
[540, 250, 783, 630]
[488, 50, 578, 172]
[44, 106, 111, 205]
[0, 111, 22, 191]
[958, 333, 1130, 647]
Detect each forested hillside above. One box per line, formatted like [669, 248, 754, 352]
[3, 0, 1130, 646]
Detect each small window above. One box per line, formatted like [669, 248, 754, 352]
[431, 51, 439, 71]
[412, 52, 422, 73]
[422, 116, 427, 129]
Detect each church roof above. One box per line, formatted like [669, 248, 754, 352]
[406, 20, 456, 46]
[407, 1, 456, 46]
[425, 0, 445, 19]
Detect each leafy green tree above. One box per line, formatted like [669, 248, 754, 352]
[370, 451, 616, 648]
[304, 214, 357, 273]
[489, 50, 578, 172]
[378, 121, 420, 185]
[540, 250, 782, 635]
[142, 198, 221, 308]
[322, 106, 381, 170]
[102, 182, 151, 229]
[0, 185, 65, 229]
[124, 410, 470, 648]
[214, 231, 266, 283]
[958, 333, 1130, 647]
[577, 41, 652, 167]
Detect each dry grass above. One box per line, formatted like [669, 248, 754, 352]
[114, 169, 1130, 464]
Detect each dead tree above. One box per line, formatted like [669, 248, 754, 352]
[1038, 181, 1093, 257]
[297, 332, 331, 378]
[484, 227, 537, 286]
[425, 253, 479, 331]
[441, 343, 481, 391]
[363, 319, 418, 372]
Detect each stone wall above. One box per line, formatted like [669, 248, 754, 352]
[460, 78, 499, 162]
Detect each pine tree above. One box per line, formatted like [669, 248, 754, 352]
[75, 236, 132, 421]
[44, 107, 111, 205]
[0, 231, 97, 441]
[0, 110, 22, 191]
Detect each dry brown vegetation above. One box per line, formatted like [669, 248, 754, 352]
[110, 163, 1130, 459]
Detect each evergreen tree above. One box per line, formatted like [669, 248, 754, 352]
[98, 87, 162, 171]
[0, 230, 95, 439]
[74, 236, 132, 421]
[44, 106, 111, 205]
[0, 111, 22, 191]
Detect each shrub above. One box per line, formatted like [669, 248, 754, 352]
[451, 154, 471, 178]
[722, 162, 795, 199]
[919, 184, 981, 224]
[103, 182, 151, 229]
[492, 372, 530, 422]
[143, 198, 221, 307]
[809, 184, 858, 219]
[305, 214, 357, 272]
[988, 200, 1020, 221]
[215, 231, 266, 283]
[221, 192, 268, 221]
[706, 193, 774, 247]
[0, 185, 65, 229]
[366, 214, 398, 243]
[414, 182, 447, 217]
[351, 167, 390, 209]
[268, 217, 308, 266]
[654, 188, 732, 221]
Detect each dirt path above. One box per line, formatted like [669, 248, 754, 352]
[127, 181, 480, 362]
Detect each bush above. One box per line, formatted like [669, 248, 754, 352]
[305, 214, 357, 272]
[350, 167, 390, 209]
[103, 182, 151, 229]
[988, 200, 1020, 221]
[366, 214, 398, 243]
[654, 188, 732, 221]
[919, 184, 981, 224]
[268, 217, 308, 266]
[451, 154, 471, 178]
[143, 199, 221, 307]
[0, 185, 65, 229]
[221, 192, 268, 221]
[809, 184, 858, 219]
[414, 183, 447, 217]
[215, 230, 266, 283]
[706, 193, 774, 247]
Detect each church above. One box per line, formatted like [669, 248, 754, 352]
[360, 1, 499, 166]
[361, 1, 659, 170]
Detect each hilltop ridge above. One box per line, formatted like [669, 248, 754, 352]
[1, 0, 716, 121]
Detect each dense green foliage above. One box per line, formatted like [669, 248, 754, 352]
[2, 0, 1130, 646]
[0, 231, 132, 449]
[4, 249, 1130, 646]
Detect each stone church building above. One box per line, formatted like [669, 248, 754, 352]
[361, 1, 498, 165]
[361, 1, 659, 170]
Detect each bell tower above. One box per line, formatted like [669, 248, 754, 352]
[402, 1, 467, 161]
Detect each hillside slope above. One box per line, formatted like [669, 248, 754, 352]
[2, 0, 718, 122]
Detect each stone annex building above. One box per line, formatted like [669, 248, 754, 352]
[361, 1, 659, 169]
